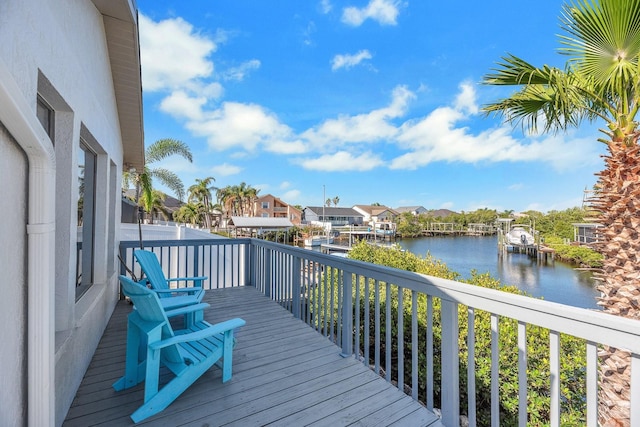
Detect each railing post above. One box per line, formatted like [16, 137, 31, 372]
[245, 241, 252, 287]
[340, 269, 353, 357]
[264, 248, 271, 298]
[292, 256, 301, 319]
[193, 245, 200, 277]
[441, 298, 460, 427]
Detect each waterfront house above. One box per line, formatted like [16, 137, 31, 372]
[303, 206, 364, 226]
[253, 193, 303, 225]
[1, 1, 144, 425]
[395, 205, 428, 216]
[572, 222, 602, 246]
[353, 204, 399, 224]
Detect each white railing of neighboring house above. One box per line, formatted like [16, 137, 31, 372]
[119, 238, 640, 427]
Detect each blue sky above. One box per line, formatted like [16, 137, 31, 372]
[137, 0, 605, 213]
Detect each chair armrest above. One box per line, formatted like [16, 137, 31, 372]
[154, 287, 203, 294]
[149, 318, 246, 350]
[167, 276, 207, 284]
[163, 303, 210, 318]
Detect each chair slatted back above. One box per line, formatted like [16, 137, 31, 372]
[134, 249, 172, 296]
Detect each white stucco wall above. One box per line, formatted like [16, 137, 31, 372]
[0, 1, 132, 425]
[0, 123, 28, 425]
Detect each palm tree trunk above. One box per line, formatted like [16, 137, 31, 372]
[591, 143, 640, 427]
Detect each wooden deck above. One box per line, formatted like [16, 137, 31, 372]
[63, 286, 442, 426]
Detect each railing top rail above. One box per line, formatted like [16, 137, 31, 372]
[120, 238, 251, 250]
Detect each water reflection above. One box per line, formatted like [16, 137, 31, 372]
[397, 236, 599, 309]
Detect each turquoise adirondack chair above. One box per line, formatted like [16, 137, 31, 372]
[133, 249, 206, 311]
[114, 275, 245, 423]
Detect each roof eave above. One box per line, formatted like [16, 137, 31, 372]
[92, 0, 145, 171]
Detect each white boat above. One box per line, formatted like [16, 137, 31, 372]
[506, 226, 535, 246]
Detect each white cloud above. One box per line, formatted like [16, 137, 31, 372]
[320, 0, 332, 14]
[508, 183, 524, 191]
[331, 50, 373, 71]
[440, 202, 455, 210]
[211, 163, 242, 176]
[280, 181, 291, 189]
[342, 0, 400, 26]
[389, 83, 601, 171]
[299, 151, 384, 171]
[223, 59, 261, 81]
[302, 85, 414, 148]
[139, 14, 216, 92]
[159, 91, 208, 121]
[187, 102, 294, 152]
[454, 81, 478, 114]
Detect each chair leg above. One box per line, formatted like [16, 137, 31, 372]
[113, 318, 146, 391]
[221, 330, 235, 382]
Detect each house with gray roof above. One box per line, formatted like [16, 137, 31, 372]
[303, 206, 364, 226]
[395, 206, 428, 216]
[353, 205, 399, 224]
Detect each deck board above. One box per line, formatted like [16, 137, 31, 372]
[64, 286, 442, 427]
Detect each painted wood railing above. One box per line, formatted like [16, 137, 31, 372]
[120, 238, 640, 427]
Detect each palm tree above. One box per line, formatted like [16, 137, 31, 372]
[188, 177, 216, 229]
[483, 1, 640, 424]
[332, 196, 340, 207]
[139, 189, 171, 222]
[123, 138, 193, 221]
[173, 202, 205, 226]
[218, 182, 260, 217]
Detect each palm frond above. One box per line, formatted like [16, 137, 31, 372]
[145, 138, 193, 164]
[150, 167, 186, 201]
[559, 0, 640, 106]
[483, 57, 608, 133]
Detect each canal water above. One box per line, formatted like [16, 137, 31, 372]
[396, 235, 600, 310]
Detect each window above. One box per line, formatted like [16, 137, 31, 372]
[262, 201, 269, 209]
[261, 213, 269, 218]
[76, 140, 96, 299]
[36, 95, 54, 142]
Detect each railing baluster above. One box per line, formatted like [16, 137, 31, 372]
[398, 286, 404, 393]
[411, 290, 418, 400]
[223, 244, 227, 291]
[374, 279, 380, 375]
[329, 267, 334, 342]
[341, 270, 353, 357]
[323, 264, 328, 337]
[518, 321, 527, 427]
[337, 269, 343, 347]
[586, 341, 598, 427]
[364, 277, 370, 366]
[355, 274, 360, 359]
[386, 282, 391, 383]
[426, 295, 433, 411]
[264, 248, 271, 299]
[491, 313, 499, 427]
[550, 330, 560, 427]
[292, 255, 301, 319]
[468, 307, 476, 427]
[441, 298, 460, 427]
